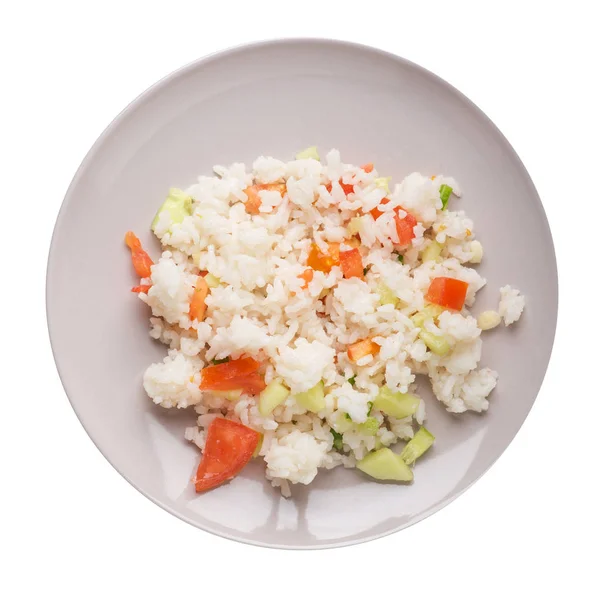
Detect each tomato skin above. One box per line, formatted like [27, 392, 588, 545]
[194, 418, 261, 492]
[243, 183, 286, 215]
[325, 180, 354, 195]
[425, 277, 469, 311]
[307, 242, 340, 273]
[125, 231, 154, 278]
[189, 277, 209, 322]
[199, 357, 265, 394]
[340, 248, 364, 279]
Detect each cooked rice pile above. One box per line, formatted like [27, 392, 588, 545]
[137, 149, 525, 496]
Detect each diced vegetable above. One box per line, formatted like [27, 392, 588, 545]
[299, 268, 314, 289]
[347, 217, 362, 236]
[356, 417, 379, 436]
[411, 304, 444, 327]
[439, 184, 453, 209]
[394, 209, 417, 246]
[295, 381, 325, 413]
[425, 277, 469, 311]
[373, 386, 420, 419]
[421, 240, 442, 263]
[469, 240, 483, 264]
[374, 177, 391, 194]
[307, 242, 340, 273]
[243, 183, 286, 215]
[419, 330, 450, 356]
[347, 338, 380, 363]
[348, 375, 356, 386]
[340, 248, 364, 279]
[334, 412, 354, 433]
[400, 427, 435, 465]
[252, 433, 264, 458]
[199, 357, 264, 395]
[189, 277, 209, 322]
[151, 188, 193, 232]
[331, 428, 344, 451]
[296, 146, 320, 161]
[194, 418, 261, 492]
[211, 389, 243, 401]
[377, 282, 397, 306]
[367, 401, 373, 415]
[477, 310, 501, 330]
[131, 284, 151, 294]
[212, 357, 230, 365]
[395, 253, 404, 263]
[357, 448, 413, 482]
[361, 163, 374, 173]
[259, 380, 290, 416]
[204, 273, 220, 288]
[124, 231, 154, 278]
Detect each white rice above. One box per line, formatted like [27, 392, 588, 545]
[135, 149, 526, 494]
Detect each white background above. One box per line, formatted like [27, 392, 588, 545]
[1, 1, 598, 597]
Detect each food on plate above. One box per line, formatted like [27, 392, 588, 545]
[125, 148, 525, 496]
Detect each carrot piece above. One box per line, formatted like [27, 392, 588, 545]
[325, 180, 354, 195]
[189, 277, 210, 322]
[369, 198, 390, 220]
[194, 418, 261, 492]
[347, 338, 380, 363]
[124, 231, 153, 278]
[362, 163, 374, 173]
[425, 277, 469, 311]
[340, 248, 364, 279]
[299, 268, 314, 289]
[307, 242, 341, 273]
[131, 284, 151, 294]
[243, 183, 286, 215]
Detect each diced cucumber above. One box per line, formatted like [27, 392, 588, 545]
[204, 273, 220, 288]
[411, 304, 444, 327]
[295, 381, 325, 413]
[421, 240, 442, 263]
[211, 389, 242, 401]
[374, 177, 391, 194]
[356, 417, 379, 436]
[400, 427, 435, 465]
[373, 386, 420, 419]
[334, 412, 354, 434]
[295, 146, 320, 161]
[347, 217, 362, 236]
[151, 188, 193, 232]
[377, 282, 397, 306]
[258, 380, 290, 416]
[419, 330, 450, 356]
[357, 448, 413, 482]
[252, 433, 264, 458]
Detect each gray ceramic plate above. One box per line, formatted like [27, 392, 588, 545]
[47, 39, 557, 549]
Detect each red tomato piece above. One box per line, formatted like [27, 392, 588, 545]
[425, 277, 469, 311]
[194, 418, 261, 492]
[124, 231, 154, 278]
[325, 180, 354, 195]
[394, 209, 417, 246]
[189, 277, 209, 322]
[243, 183, 286, 215]
[299, 268, 314, 289]
[369, 198, 390, 220]
[131, 284, 151, 293]
[340, 248, 364, 279]
[307, 242, 341, 273]
[199, 357, 261, 390]
[362, 163, 374, 173]
[347, 338, 380, 363]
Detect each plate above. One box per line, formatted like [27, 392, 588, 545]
[47, 39, 558, 549]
